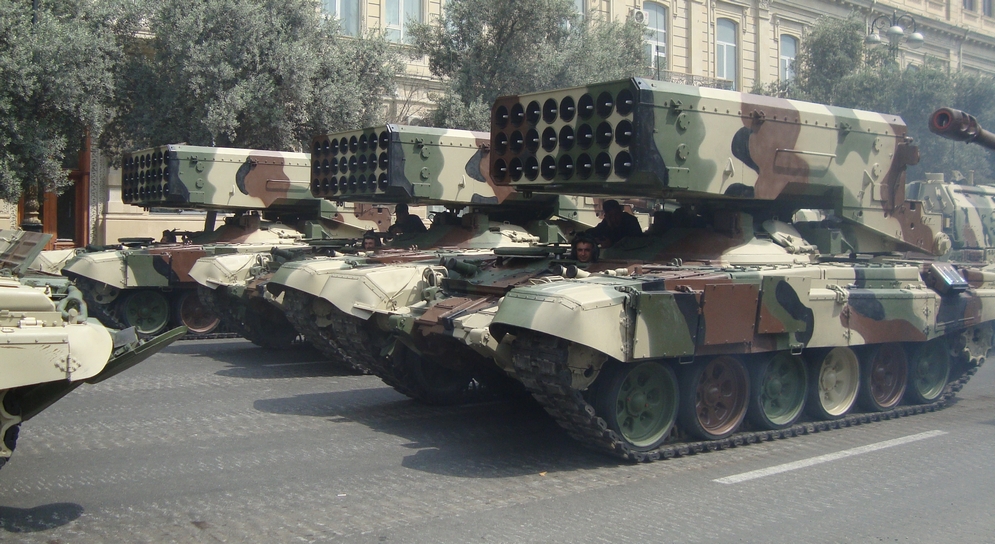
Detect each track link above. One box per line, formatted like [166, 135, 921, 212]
[282, 290, 366, 372]
[511, 331, 980, 463]
[198, 287, 297, 348]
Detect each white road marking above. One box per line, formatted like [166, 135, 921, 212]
[713, 430, 947, 484]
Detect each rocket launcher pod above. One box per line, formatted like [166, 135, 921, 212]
[311, 125, 519, 206]
[121, 145, 317, 214]
[490, 78, 938, 256]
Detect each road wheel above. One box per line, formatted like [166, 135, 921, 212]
[678, 355, 749, 440]
[594, 361, 678, 451]
[905, 338, 950, 404]
[858, 343, 908, 411]
[172, 290, 220, 334]
[120, 290, 170, 336]
[747, 352, 807, 430]
[0, 391, 20, 471]
[807, 347, 859, 420]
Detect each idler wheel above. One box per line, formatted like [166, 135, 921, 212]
[678, 355, 749, 440]
[121, 290, 170, 336]
[807, 347, 859, 419]
[747, 352, 808, 430]
[594, 361, 678, 451]
[905, 338, 950, 404]
[858, 343, 908, 411]
[173, 290, 220, 334]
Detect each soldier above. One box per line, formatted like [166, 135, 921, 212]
[388, 203, 427, 236]
[585, 199, 642, 247]
[570, 234, 599, 263]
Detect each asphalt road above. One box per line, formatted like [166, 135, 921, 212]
[2, 338, 995, 543]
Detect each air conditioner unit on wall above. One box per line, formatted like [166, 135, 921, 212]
[628, 8, 647, 24]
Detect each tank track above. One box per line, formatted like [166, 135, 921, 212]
[197, 287, 298, 349]
[282, 290, 366, 372]
[325, 310, 393, 376]
[511, 331, 981, 463]
[75, 278, 238, 341]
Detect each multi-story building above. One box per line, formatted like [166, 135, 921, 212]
[5, 0, 995, 246]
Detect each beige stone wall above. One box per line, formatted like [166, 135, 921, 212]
[350, 0, 995, 94]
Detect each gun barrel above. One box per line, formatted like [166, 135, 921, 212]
[929, 108, 995, 150]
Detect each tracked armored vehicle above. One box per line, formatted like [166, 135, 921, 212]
[240, 125, 603, 374]
[1, 230, 183, 470]
[455, 78, 995, 462]
[63, 145, 383, 338]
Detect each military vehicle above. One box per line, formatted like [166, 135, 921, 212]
[243, 125, 605, 375]
[1, 229, 184, 470]
[63, 145, 384, 338]
[422, 78, 995, 462]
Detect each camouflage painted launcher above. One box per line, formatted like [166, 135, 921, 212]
[929, 107, 995, 149]
[310, 125, 514, 206]
[490, 78, 940, 255]
[121, 145, 315, 212]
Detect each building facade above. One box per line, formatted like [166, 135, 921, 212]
[326, 0, 995, 102]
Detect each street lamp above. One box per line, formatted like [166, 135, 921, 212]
[866, 11, 924, 59]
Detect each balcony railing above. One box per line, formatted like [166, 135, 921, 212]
[653, 69, 735, 90]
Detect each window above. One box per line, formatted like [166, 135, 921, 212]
[574, 0, 586, 18]
[965, 0, 977, 11]
[716, 19, 737, 89]
[386, 0, 423, 43]
[322, 0, 360, 36]
[780, 34, 798, 82]
[645, 3, 668, 72]
[985, 0, 993, 17]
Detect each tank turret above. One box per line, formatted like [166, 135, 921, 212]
[929, 107, 995, 149]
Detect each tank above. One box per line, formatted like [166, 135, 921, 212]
[239, 125, 605, 372]
[461, 78, 995, 462]
[0, 230, 184, 470]
[63, 145, 384, 339]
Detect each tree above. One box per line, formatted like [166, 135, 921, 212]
[0, 0, 122, 202]
[759, 15, 995, 183]
[102, 0, 402, 157]
[409, 0, 648, 130]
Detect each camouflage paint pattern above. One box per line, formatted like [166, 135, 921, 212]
[490, 78, 940, 255]
[310, 125, 515, 206]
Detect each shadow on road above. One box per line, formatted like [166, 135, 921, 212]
[0, 503, 83, 533]
[166, 338, 362, 379]
[254, 390, 618, 478]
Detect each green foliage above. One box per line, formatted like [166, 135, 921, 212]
[759, 15, 995, 183]
[102, 0, 401, 157]
[0, 0, 121, 201]
[410, 0, 648, 130]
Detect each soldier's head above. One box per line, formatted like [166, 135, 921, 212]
[362, 231, 380, 250]
[571, 234, 599, 263]
[395, 203, 410, 218]
[602, 199, 623, 224]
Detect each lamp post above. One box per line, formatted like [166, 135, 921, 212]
[866, 11, 925, 62]
[20, 0, 43, 233]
